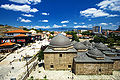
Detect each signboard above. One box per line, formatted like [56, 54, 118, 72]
[17, 39, 25, 42]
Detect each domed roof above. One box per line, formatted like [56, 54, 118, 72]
[82, 40, 91, 46]
[88, 48, 104, 57]
[71, 41, 77, 45]
[49, 34, 71, 47]
[74, 42, 87, 50]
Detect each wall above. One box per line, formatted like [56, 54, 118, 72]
[44, 52, 77, 70]
[73, 62, 113, 75]
[113, 60, 120, 71]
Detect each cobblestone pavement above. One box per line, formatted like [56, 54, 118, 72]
[28, 65, 120, 80]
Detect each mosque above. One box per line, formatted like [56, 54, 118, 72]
[44, 34, 120, 75]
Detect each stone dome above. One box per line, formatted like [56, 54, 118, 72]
[74, 42, 87, 50]
[49, 34, 72, 47]
[88, 48, 104, 58]
[71, 41, 77, 45]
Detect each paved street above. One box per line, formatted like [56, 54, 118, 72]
[28, 65, 120, 80]
[0, 39, 49, 80]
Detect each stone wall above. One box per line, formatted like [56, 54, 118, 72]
[44, 52, 77, 70]
[73, 62, 113, 75]
[113, 60, 120, 71]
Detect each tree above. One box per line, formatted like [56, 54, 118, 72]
[38, 50, 44, 62]
[81, 31, 90, 35]
[116, 25, 120, 31]
[72, 34, 79, 42]
[23, 27, 29, 31]
[107, 38, 115, 47]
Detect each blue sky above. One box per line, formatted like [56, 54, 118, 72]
[0, 0, 120, 30]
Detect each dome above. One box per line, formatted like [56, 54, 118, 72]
[74, 42, 87, 50]
[82, 40, 91, 46]
[49, 34, 71, 47]
[88, 48, 104, 57]
[71, 41, 77, 45]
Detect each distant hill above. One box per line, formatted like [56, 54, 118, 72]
[0, 25, 20, 36]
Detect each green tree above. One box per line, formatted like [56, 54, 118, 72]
[107, 38, 115, 47]
[38, 50, 44, 62]
[72, 34, 79, 42]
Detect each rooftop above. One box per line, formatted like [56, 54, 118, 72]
[74, 52, 113, 63]
[0, 42, 15, 47]
[5, 29, 31, 33]
[15, 34, 28, 37]
[49, 34, 72, 48]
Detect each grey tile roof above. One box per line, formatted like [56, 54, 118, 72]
[74, 42, 87, 50]
[49, 34, 72, 48]
[88, 48, 104, 58]
[74, 52, 113, 63]
[44, 47, 77, 53]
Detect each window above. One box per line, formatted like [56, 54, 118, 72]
[99, 68, 101, 72]
[68, 65, 71, 68]
[59, 54, 62, 57]
[50, 65, 54, 68]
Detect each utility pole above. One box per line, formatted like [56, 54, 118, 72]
[25, 53, 29, 77]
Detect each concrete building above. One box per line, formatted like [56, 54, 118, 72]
[93, 26, 102, 33]
[44, 34, 120, 75]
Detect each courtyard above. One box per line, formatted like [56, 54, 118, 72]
[28, 63, 120, 80]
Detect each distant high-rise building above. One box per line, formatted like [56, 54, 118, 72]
[93, 26, 102, 33]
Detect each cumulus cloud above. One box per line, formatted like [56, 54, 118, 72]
[97, 0, 120, 12]
[61, 20, 69, 23]
[80, 8, 118, 18]
[9, 0, 41, 5]
[22, 14, 34, 17]
[100, 23, 108, 25]
[74, 22, 77, 24]
[0, 4, 38, 13]
[39, 20, 48, 22]
[63, 25, 67, 27]
[88, 19, 91, 21]
[74, 25, 87, 28]
[42, 13, 50, 15]
[34, 26, 50, 29]
[17, 17, 31, 22]
[53, 24, 62, 28]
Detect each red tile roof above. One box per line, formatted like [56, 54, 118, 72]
[15, 34, 28, 37]
[5, 29, 31, 33]
[0, 42, 15, 46]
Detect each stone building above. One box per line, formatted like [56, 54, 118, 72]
[44, 34, 120, 75]
[44, 34, 77, 70]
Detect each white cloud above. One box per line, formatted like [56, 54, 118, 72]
[0, 4, 38, 13]
[100, 23, 108, 25]
[88, 19, 91, 21]
[34, 26, 50, 29]
[63, 25, 67, 27]
[97, 0, 120, 12]
[40, 20, 48, 22]
[74, 22, 77, 24]
[22, 14, 34, 17]
[53, 24, 62, 28]
[74, 25, 87, 28]
[18, 17, 31, 22]
[9, 0, 41, 5]
[82, 22, 85, 24]
[80, 8, 118, 18]
[23, 25, 50, 29]
[61, 20, 69, 23]
[42, 13, 50, 15]
[109, 23, 113, 25]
